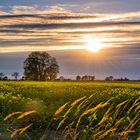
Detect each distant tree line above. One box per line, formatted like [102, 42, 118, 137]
[0, 73, 8, 80]
[0, 72, 20, 81]
[0, 51, 139, 81]
[76, 75, 96, 81]
[105, 76, 130, 81]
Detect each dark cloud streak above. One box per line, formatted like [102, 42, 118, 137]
[1, 21, 140, 29]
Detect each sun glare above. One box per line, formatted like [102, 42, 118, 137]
[85, 38, 105, 53]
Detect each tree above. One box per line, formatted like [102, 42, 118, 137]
[3, 76, 8, 80]
[0, 73, 5, 80]
[105, 76, 114, 81]
[21, 76, 25, 81]
[105, 77, 110, 81]
[76, 75, 81, 81]
[109, 76, 114, 81]
[91, 76, 95, 81]
[124, 77, 129, 81]
[12, 72, 19, 80]
[24, 52, 59, 81]
[82, 75, 88, 81]
[59, 76, 64, 81]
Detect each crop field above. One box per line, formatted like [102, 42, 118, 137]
[0, 81, 140, 139]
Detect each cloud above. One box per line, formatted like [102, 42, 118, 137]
[44, 5, 70, 14]
[12, 5, 37, 15]
[0, 10, 140, 26]
[11, 5, 70, 15]
[0, 6, 9, 15]
[1, 21, 140, 29]
[0, 4, 140, 24]
[0, 6, 10, 15]
[101, 11, 140, 22]
[0, 11, 9, 15]
[0, 5, 140, 53]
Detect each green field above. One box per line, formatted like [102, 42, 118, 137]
[0, 81, 140, 139]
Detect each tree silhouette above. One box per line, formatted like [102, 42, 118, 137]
[109, 76, 114, 81]
[59, 76, 64, 81]
[12, 72, 19, 80]
[0, 73, 5, 80]
[81, 75, 95, 81]
[91, 76, 95, 81]
[76, 75, 81, 81]
[3, 76, 8, 80]
[24, 52, 59, 81]
[105, 76, 114, 81]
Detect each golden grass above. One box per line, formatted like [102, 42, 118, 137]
[3, 95, 140, 139]
[54, 101, 70, 116]
[4, 112, 22, 120]
[19, 123, 33, 134]
[52, 96, 140, 139]
[17, 110, 36, 119]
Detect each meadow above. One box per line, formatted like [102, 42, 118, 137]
[0, 81, 140, 139]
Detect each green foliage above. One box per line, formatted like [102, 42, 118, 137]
[0, 81, 140, 139]
[24, 52, 59, 81]
[50, 97, 140, 140]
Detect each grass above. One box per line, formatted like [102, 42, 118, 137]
[0, 81, 140, 139]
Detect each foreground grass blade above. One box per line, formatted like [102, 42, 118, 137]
[18, 110, 36, 119]
[54, 101, 70, 116]
[4, 112, 22, 120]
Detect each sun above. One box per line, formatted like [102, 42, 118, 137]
[85, 38, 105, 53]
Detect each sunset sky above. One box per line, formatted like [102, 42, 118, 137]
[0, 0, 140, 79]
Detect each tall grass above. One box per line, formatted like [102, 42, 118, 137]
[0, 81, 140, 139]
[2, 96, 140, 139]
[40, 96, 140, 140]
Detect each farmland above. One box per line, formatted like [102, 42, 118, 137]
[0, 81, 140, 139]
